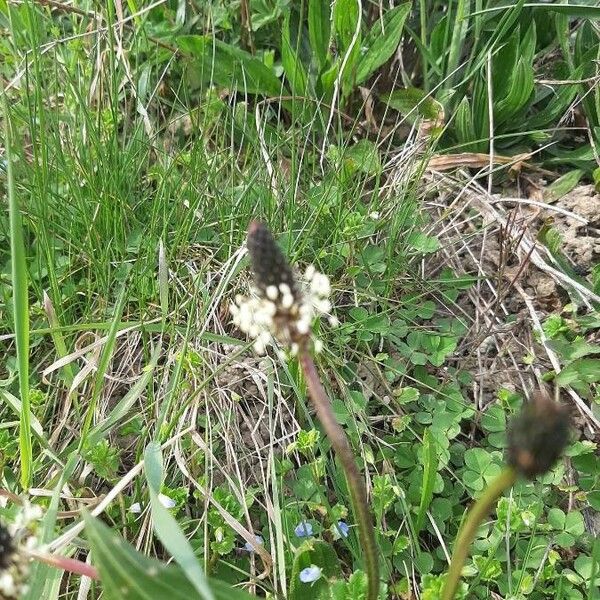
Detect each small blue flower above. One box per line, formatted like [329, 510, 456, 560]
[299, 565, 322, 584]
[243, 535, 264, 552]
[294, 520, 313, 537]
[335, 521, 350, 538]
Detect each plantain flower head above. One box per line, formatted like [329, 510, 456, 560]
[0, 499, 42, 598]
[507, 391, 570, 479]
[230, 221, 336, 354]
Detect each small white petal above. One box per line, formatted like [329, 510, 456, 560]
[315, 299, 332, 314]
[253, 338, 266, 354]
[299, 303, 313, 316]
[266, 285, 278, 300]
[314, 339, 323, 353]
[369, 211, 380, 220]
[158, 494, 176, 509]
[0, 573, 16, 596]
[328, 315, 339, 327]
[129, 502, 142, 514]
[297, 319, 311, 335]
[305, 265, 316, 280]
[311, 273, 330, 296]
[282, 294, 294, 309]
[279, 283, 291, 295]
[291, 343, 299, 355]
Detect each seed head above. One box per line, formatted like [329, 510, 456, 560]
[507, 392, 570, 479]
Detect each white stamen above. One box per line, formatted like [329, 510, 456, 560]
[297, 319, 311, 335]
[281, 294, 294, 309]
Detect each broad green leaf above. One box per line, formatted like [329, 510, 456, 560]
[454, 96, 479, 152]
[495, 57, 534, 125]
[492, 26, 520, 101]
[308, 0, 331, 69]
[282, 12, 308, 97]
[414, 428, 438, 534]
[407, 232, 440, 254]
[521, 20, 536, 65]
[556, 359, 600, 386]
[528, 66, 583, 128]
[144, 442, 215, 600]
[320, 59, 340, 102]
[289, 539, 342, 600]
[355, 3, 411, 85]
[344, 139, 381, 175]
[380, 87, 442, 123]
[332, 0, 360, 52]
[83, 513, 255, 600]
[445, 0, 470, 89]
[544, 170, 584, 203]
[177, 35, 284, 97]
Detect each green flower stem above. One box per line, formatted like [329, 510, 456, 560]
[442, 466, 518, 600]
[299, 350, 379, 600]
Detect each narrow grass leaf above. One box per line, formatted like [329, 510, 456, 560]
[526, 3, 600, 17]
[43, 291, 76, 387]
[4, 94, 32, 489]
[86, 345, 161, 446]
[80, 284, 128, 446]
[144, 442, 215, 600]
[414, 428, 438, 535]
[25, 453, 79, 600]
[83, 513, 254, 599]
[158, 239, 169, 320]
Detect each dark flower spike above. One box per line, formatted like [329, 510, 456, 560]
[507, 391, 571, 479]
[247, 221, 299, 299]
[0, 523, 15, 571]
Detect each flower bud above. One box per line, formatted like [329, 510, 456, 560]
[246, 221, 298, 299]
[507, 392, 570, 479]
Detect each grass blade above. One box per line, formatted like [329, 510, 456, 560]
[79, 283, 128, 447]
[144, 442, 216, 600]
[4, 85, 32, 489]
[414, 428, 438, 535]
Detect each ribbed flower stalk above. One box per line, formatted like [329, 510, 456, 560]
[231, 221, 379, 600]
[441, 391, 570, 600]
